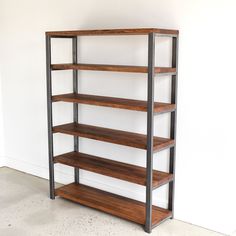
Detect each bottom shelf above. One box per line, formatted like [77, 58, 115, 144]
[55, 183, 172, 227]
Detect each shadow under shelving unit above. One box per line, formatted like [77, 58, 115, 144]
[45, 28, 179, 233]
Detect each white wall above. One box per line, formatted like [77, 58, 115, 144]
[0, 0, 236, 234]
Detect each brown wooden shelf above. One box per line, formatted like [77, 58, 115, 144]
[51, 63, 176, 74]
[54, 151, 173, 189]
[53, 123, 174, 152]
[52, 93, 176, 114]
[46, 28, 179, 37]
[55, 183, 172, 226]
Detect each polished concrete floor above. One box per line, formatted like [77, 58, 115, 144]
[0, 167, 226, 236]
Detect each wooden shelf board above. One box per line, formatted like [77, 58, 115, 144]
[55, 183, 172, 226]
[54, 151, 173, 188]
[53, 123, 174, 152]
[46, 28, 179, 37]
[51, 63, 176, 74]
[52, 93, 176, 114]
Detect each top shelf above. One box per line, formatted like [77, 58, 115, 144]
[46, 28, 179, 37]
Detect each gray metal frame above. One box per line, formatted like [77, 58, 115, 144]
[145, 34, 178, 233]
[46, 35, 80, 198]
[46, 32, 178, 233]
[46, 35, 55, 199]
[72, 36, 80, 183]
[168, 36, 179, 213]
[145, 32, 155, 233]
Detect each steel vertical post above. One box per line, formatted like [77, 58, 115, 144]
[72, 36, 80, 183]
[46, 35, 55, 199]
[145, 32, 155, 233]
[168, 36, 178, 214]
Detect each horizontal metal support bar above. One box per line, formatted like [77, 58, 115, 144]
[155, 33, 178, 38]
[50, 36, 76, 39]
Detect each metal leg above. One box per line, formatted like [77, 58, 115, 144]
[72, 36, 80, 183]
[145, 32, 155, 233]
[168, 36, 179, 214]
[46, 35, 55, 199]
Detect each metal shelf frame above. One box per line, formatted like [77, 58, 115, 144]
[45, 29, 179, 234]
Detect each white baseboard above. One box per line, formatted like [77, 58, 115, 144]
[5, 156, 49, 180]
[4, 156, 168, 208]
